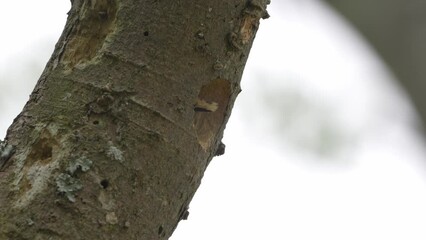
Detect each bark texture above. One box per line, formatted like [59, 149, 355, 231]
[0, 0, 269, 239]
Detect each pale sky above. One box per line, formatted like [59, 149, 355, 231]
[1, 1, 426, 239]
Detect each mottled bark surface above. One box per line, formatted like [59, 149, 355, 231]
[0, 0, 269, 239]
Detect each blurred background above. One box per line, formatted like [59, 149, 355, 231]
[1, 0, 426, 239]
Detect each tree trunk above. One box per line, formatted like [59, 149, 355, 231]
[0, 0, 269, 239]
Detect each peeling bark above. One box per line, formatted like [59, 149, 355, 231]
[0, 0, 269, 239]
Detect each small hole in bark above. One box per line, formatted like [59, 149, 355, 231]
[100, 179, 109, 189]
[93, 120, 99, 125]
[98, 11, 108, 19]
[158, 225, 164, 235]
[143, 31, 149, 36]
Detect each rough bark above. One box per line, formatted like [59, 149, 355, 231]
[0, 0, 269, 239]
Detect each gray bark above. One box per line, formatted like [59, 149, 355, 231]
[0, 0, 269, 239]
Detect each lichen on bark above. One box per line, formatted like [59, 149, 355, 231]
[0, 0, 269, 239]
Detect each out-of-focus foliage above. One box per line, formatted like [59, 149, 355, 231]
[325, 0, 426, 131]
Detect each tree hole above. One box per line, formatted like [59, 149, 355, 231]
[27, 136, 55, 164]
[158, 225, 164, 235]
[143, 31, 149, 36]
[100, 179, 109, 189]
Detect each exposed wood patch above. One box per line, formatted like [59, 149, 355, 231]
[61, 0, 118, 69]
[193, 79, 231, 150]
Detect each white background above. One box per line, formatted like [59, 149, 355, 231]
[1, 1, 426, 239]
